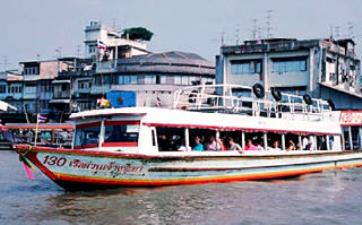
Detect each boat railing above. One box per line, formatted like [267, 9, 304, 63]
[173, 84, 335, 122]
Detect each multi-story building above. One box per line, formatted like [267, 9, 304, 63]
[95, 51, 215, 108]
[50, 57, 94, 117]
[0, 21, 215, 122]
[87, 21, 215, 109]
[216, 38, 362, 109]
[84, 21, 149, 60]
[20, 60, 67, 115]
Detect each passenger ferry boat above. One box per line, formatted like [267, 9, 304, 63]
[15, 84, 362, 190]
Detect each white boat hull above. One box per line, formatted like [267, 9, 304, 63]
[16, 145, 362, 190]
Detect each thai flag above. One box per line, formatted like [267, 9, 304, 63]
[97, 40, 107, 50]
[37, 114, 47, 123]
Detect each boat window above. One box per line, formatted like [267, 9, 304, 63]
[328, 135, 335, 150]
[244, 132, 265, 150]
[103, 121, 139, 146]
[189, 129, 220, 151]
[301, 135, 316, 150]
[267, 133, 282, 151]
[74, 123, 101, 148]
[220, 131, 242, 150]
[317, 135, 328, 150]
[156, 127, 185, 151]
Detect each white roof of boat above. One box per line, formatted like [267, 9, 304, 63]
[69, 107, 156, 119]
[70, 107, 342, 135]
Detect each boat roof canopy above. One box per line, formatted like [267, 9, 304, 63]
[69, 107, 149, 120]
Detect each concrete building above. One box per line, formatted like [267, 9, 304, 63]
[88, 21, 215, 109]
[0, 21, 215, 122]
[50, 57, 94, 116]
[96, 51, 215, 108]
[216, 38, 361, 109]
[50, 21, 214, 118]
[20, 60, 67, 115]
[84, 21, 149, 60]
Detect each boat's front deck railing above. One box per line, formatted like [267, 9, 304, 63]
[173, 84, 336, 122]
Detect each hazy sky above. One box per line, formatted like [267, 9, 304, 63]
[0, 0, 361, 69]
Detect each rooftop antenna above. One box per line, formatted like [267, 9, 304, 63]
[257, 25, 262, 40]
[335, 26, 340, 39]
[347, 22, 354, 39]
[2, 56, 7, 71]
[235, 24, 240, 45]
[266, 9, 273, 39]
[221, 31, 225, 46]
[329, 25, 334, 40]
[76, 44, 81, 58]
[112, 18, 116, 30]
[252, 19, 258, 40]
[55, 47, 62, 59]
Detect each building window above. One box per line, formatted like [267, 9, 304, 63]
[181, 76, 189, 85]
[78, 80, 91, 90]
[130, 76, 137, 84]
[24, 67, 39, 75]
[272, 58, 307, 73]
[88, 45, 96, 53]
[144, 75, 156, 84]
[123, 76, 131, 84]
[0, 85, 6, 93]
[174, 76, 182, 85]
[231, 60, 261, 74]
[9, 85, 22, 93]
[137, 75, 145, 84]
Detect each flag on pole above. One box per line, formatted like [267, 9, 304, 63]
[37, 114, 47, 123]
[97, 40, 107, 51]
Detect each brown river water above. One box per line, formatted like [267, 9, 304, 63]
[1, 150, 362, 225]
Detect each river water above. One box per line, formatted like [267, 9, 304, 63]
[1, 150, 362, 225]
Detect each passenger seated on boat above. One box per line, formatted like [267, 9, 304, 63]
[287, 140, 296, 151]
[206, 136, 218, 151]
[217, 137, 227, 151]
[193, 136, 204, 151]
[256, 142, 264, 150]
[228, 137, 242, 153]
[158, 134, 172, 151]
[245, 139, 258, 151]
[178, 139, 191, 152]
[272, 140, 281, 151]
[296, 143, 302, 150]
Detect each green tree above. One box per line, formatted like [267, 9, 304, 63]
[121, 27, 154, 41]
